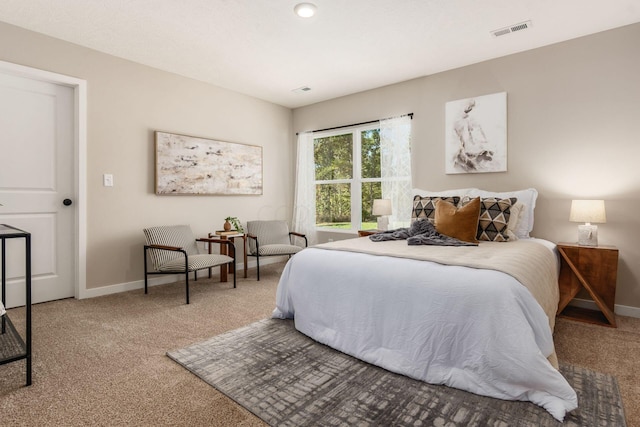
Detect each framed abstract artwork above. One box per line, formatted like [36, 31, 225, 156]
[445, 92, 507, 174]
[155, 131, 263, 195]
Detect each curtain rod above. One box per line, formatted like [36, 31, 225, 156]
[295, 113, 413, 136]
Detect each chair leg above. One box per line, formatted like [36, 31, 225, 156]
[256, 254, 260, 281]
[233, 260, 237, 289]
[185, 271, 190, 304]
[143, 249, 149, 294]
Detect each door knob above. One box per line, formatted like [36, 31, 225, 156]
[63, 199, 73, 206]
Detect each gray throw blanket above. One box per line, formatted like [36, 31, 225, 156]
[369, 219, 478, 246]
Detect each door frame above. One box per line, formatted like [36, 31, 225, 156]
[0, 60, 87, 300]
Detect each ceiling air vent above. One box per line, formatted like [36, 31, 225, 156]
[491, 20, 532, 37]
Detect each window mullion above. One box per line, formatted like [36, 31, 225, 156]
[316, 179, 352, 185]
[352, 130, 362, 230]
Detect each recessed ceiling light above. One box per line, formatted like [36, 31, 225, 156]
[292, 86, 312, 93]
[294, 3, 317, 18]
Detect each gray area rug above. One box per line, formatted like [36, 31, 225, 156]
[167, 319, 626, 426]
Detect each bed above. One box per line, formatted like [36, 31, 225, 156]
[272, 188, 578, 421]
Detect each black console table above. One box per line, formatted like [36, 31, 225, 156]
[0, 224, 32, 386]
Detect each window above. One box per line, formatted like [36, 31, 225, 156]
[313, 125, 388, 231]
[293, 115, 412, 243]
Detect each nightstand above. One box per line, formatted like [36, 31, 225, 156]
[358, 229, 381, 237]
[557, 242, 619, 327]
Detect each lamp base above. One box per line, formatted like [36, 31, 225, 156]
[577, 224, 598, 246]
[377, 216, 389, 231]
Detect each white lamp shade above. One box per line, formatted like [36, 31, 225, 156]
[569, 200, 606, 224]
[372, 199, 392, 216]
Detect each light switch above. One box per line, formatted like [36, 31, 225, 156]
[103, 174, 114, 187]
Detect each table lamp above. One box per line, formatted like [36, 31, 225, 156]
[569, 199, 606, 246]
[373, 199, 392, 231]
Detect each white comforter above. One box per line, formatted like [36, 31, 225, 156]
[272, 238, 578, 421]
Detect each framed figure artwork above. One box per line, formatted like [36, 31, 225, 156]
[155, 131, 263, 195]
[445, 92, 507, 174]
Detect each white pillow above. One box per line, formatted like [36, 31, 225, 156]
[505, 201, 524, 241]
[412, 188, 474, 199]
[467, 188, 538, 239]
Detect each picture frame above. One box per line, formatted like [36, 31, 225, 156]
[154, 131, 263, 195]
[445, 92, 507, 174]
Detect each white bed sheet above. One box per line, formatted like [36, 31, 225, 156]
[273, 239, 578, 421]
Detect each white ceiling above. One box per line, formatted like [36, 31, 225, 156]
[1, 0, 638, 108]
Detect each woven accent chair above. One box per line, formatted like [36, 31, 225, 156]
[246, 220, 307, 281]
[143, 225, 236, 304]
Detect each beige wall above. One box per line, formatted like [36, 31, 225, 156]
[0, 22, 294, 290]
[293, 23, 640, 311]
[2, 20, 639, 311]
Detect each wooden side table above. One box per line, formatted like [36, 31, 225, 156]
[208, 231, 248, 280]
[358, 229, 381, 237]
[557, 242, 619, 327]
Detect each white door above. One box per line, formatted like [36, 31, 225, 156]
[0, 72, 75, 307]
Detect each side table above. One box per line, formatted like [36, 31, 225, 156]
[0, 224, 32, 386]
[358, 229, 382, 237]
[557, 242, 619, 327]
[208, 231, 248, 280]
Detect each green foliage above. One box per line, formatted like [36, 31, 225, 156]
[316, 183, 351, 223]
[361, 130, 381, 179]
[313, 129, 382, 228]
[314, 134, 353, 181]
[317, 222, 377, 230]
[225, 216, 244, 233]
[361, 182, 382, 223]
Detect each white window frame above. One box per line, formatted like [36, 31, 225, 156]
[313, 123, 382, 232]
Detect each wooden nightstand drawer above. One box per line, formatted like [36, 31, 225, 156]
[557, 242, 618, 327]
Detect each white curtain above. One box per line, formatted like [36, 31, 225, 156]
[292, 132, 318, 245]
[380, 116, 412, 228]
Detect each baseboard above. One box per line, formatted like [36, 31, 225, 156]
[81, 273, 182, 299]
[79, 265, 640, 319]
[568, 298, 640, 319]
[80, 257, 284, 299]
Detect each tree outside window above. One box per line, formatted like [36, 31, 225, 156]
[313, 125, 384, 230]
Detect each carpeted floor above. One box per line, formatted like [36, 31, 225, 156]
[168, 319, 626, 426]
[0, 262, 639, 426]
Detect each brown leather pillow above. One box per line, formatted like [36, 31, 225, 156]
[434, 197, 480, 243]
